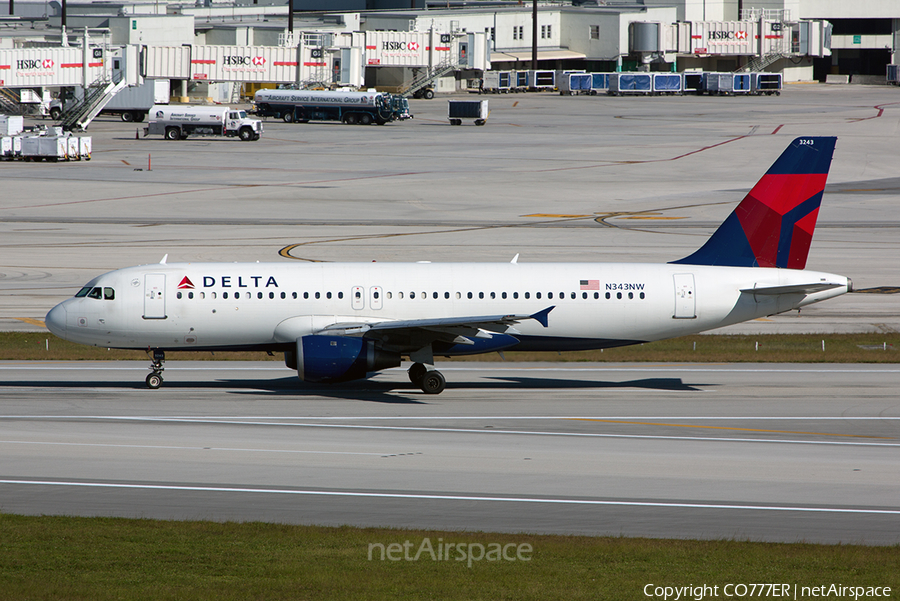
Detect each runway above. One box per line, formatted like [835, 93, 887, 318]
[2, 361, 898, 545]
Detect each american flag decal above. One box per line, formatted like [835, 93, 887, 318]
[580, 279, 599, 290]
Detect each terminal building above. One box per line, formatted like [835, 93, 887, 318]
[0, 0, 897, 118]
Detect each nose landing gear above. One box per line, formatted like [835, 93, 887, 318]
[146, 349, 165, 389]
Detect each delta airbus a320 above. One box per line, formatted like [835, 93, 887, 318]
[46, 137, 850, 394]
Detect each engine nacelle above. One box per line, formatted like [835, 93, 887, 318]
[296, 335, 401, 383]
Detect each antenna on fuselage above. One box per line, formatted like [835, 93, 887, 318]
[159, 254, 168, 265]
[510, 254, 519, 264]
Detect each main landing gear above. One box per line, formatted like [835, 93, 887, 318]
[146, 349, 165, 389]
[408, 362, 446, 394]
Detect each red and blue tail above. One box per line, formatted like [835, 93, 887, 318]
[672, 136, 836, 270]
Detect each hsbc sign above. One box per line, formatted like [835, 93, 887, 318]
[382, 41, 420, 51]
[222, 55, 267, 68]
[709, 30, 748, 41]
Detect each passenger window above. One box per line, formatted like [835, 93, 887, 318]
[536, 292, 541, 299]
[212, 292, 217, 299]
[373, 291, 378, 299]
[479, 292, 484, 299]
[617, 292, 622, 299]
[315, 292, 320, 299]
[524, 292, 530, 299]
[355, 290, 361, 299]
[628, 292, 634, 299]
[410, 291, 415, 299]
[387, 292, 392, 299]
[103, 287, 115, 300]
[338, 292, 343, 299]
[559, 292, 564, 299]
[605, 292, 611, 299]
[177, 291, 183, 299]
[200, 292, 205, 299]
[594, 292, 599, 299]
[467, 292, 473, 299]
[399, 292, 404, 299]
[445, 292, 450, 299]
[571, 292, 576, 299]
[235, 292, 241, 299]
[189, 292, 194, 299]
[582, 292, 588, 299]
[502, 292, 507, 299]
[513, 292, 518, 299]
[433, 292, 438, 299]
[640, 292, 645, 299]
[87, 287, 102, 299]
[224, 292, 229, 299]
[490, 292, 496, 299]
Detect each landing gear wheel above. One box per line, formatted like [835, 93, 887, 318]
[420, 370, 446, 395]
[146, 373, 162, 389]
[408, 363, 427, 386]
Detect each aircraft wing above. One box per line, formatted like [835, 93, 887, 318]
[318, 306, 555, 344]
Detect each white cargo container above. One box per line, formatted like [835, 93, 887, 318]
[145, 105, 263, 141]
[21, 135, 69, 161]
[0, 115, 24, 136]
[1, 136, 15, 159]
[448, 99, 488, 126]
[78, 136, 92, 160]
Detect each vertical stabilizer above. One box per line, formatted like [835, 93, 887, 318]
[672, 137, 836, 269]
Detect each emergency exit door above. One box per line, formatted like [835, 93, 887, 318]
[673, 273, 696, 319]
[143, 274, 167, 319]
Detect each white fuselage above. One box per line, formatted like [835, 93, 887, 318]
[45, 261, 850, 353]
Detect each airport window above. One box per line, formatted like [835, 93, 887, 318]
[541, 25, 552, 39]
[513, 25, 524, 40]
[590, 25, 600, 40]
[489, 27, 495, 42]
[104, 287, 115, 300]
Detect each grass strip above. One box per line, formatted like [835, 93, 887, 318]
[1, 332, 897, 363]
[0, 514, 897, 601]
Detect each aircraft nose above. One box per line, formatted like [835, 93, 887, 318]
[45, 303, 67, 338]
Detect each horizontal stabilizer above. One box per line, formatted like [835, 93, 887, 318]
[741, 282, 846, 296]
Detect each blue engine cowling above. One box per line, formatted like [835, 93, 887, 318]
[296, 335, 401, 383]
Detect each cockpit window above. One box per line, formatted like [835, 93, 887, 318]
[75, 287, 91, 298]
[87, 287, 102, 299]
[104, 287, 115, 300]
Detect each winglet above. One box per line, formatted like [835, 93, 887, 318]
[529, 305, 555, 328]
[672, 137, 836, 269]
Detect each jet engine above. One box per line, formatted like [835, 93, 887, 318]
[291, 335, 400, 383]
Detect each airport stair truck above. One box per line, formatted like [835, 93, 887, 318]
[253, 90, 397, 125]
[145, 106, 263, 141]
[52, 79, 170, 123]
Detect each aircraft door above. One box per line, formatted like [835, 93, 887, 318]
[370, 286, 383, 310]
[673, 273, 696, 319]
[351, 286, 364, 310]
[143, 274, 167, 319]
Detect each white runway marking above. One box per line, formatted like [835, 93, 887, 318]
[0, 440, 390, 456]
[1, 416, 896, 447]
[0, 479, 897, 515]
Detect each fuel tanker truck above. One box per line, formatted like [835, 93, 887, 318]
[252, 89, 406, 125]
